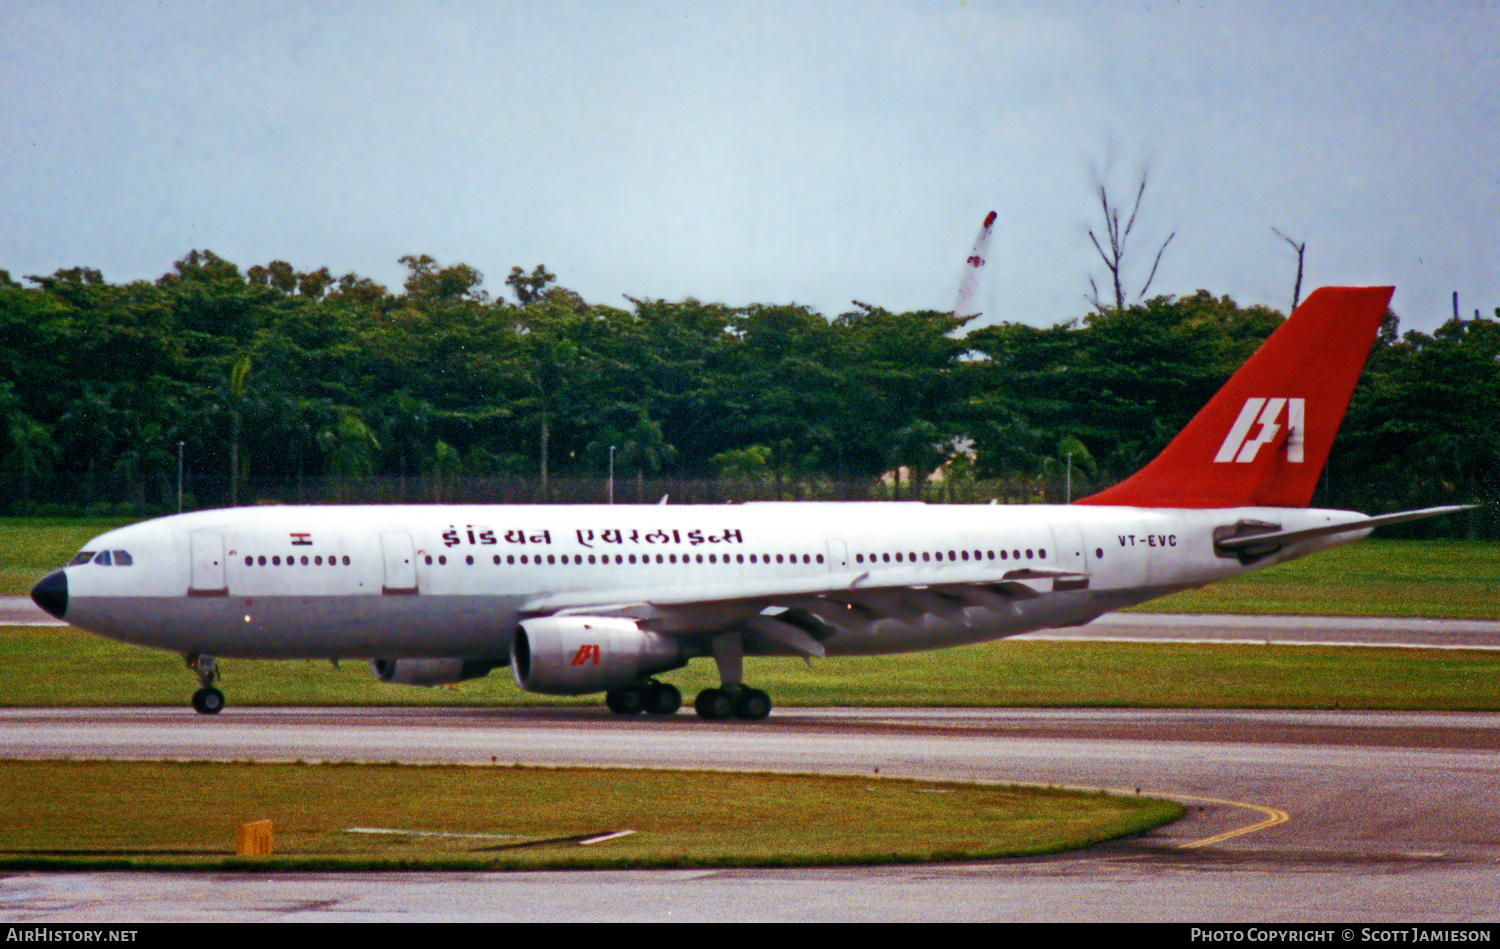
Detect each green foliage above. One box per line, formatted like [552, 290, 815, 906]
[0, 251, 1494, 534]
[1335, 313, 1500, 537]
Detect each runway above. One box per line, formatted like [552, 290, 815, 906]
[3, 704, 1499, 922]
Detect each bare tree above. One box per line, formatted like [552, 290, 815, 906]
[1087, 174, 1175, 312]
[1273, 228, 1307, 312]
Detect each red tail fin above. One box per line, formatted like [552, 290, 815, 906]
[1076, 286, 1394, 509]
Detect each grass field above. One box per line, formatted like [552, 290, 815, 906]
[0, 760, 1180, 871]
[5, 624, 1498, 710]
[1137, 539, 1499, 619]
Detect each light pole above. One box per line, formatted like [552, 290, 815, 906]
[177, 441, 185, 513]
[608, 445, 616, 505]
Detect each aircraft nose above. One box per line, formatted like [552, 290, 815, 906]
[31, 570, 67, 620]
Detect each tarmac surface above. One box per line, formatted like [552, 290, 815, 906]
[2, 602, 1499, 922]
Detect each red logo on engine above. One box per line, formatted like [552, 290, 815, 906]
[571, 644, 600, 666]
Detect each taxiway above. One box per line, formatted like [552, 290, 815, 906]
[2, 703, 1498, 922]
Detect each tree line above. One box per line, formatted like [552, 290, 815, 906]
[0, 251, 1494, 537]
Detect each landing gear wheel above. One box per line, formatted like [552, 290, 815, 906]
[185, 653, 222, 714]
[605, 685, 645, 715]
[734, 687, 772, 721]
[694, 687, 735, 721]
[644, 682, 681, 716]
[191, 687, 225, 715]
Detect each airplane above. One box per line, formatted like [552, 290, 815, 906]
[30, 285, 1468, 720]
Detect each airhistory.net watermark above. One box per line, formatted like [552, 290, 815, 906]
[6, 931, 137, 943]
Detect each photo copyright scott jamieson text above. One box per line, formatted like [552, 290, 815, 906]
[1191, 931, 1491, 944]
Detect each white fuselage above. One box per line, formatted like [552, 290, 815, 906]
[55, 501, 1369, 662]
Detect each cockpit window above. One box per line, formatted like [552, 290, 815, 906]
[113, 550, 133, 566]
[69, 551, 95, 566]
[93, 551, 113, 566]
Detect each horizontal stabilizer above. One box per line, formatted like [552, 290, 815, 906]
[1216, 505, 1474, 557]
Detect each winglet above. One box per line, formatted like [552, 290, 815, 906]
[1077, 286, 1394, 509]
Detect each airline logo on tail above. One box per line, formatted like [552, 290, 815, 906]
[1215, 398, 1305, 464]
[1078, 286, 1391, 508]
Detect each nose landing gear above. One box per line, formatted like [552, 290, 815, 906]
[186, 653, 225, 715]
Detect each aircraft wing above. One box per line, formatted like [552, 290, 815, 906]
[519, 562, 1086, 656]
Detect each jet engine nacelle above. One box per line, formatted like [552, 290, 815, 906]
[370, 657, 501, 687]
[511, 616, 686, 695]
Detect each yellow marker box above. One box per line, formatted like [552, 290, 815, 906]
[236, 819, 273, 856]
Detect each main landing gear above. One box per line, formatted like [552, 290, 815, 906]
[605, 681, 683, 716]
[603, 633, 774, 722]
[693, 686, 771, 722]
[603, 682, 772, 721]
[697, 631, 771, 720]
[186, 653, 225, 715]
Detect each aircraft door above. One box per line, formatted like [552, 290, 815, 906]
[381, 532, 419, 595]
[1051, 525, 1087, 574]
[188, 531, 228, 596]
[1049, 524, 1089, 590]
[826, 539, 848, 571]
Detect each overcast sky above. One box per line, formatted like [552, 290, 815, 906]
[3, 1, 1496, 332]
